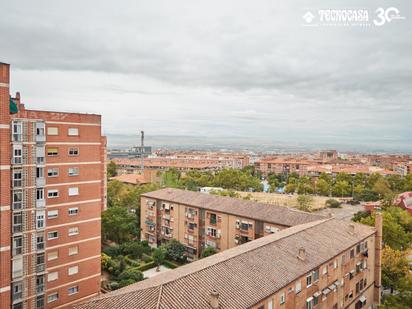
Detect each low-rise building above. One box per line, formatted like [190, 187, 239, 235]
[140, 188, 324, 260]
[74, 216, 382, 309]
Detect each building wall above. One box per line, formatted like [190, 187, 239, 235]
[0, 62, 12, 309]
[141, 196, 289, 260]
[1, 63, 105, 309]
[251, 235, 376, 309]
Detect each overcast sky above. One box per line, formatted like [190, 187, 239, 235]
[1, 0, 411, 151]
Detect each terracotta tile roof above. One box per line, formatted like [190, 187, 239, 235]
[74, 219, 374, 309]
[141, 188, 324, 227]
[110, 174, 149, 185]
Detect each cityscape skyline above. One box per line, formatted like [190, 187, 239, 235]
[1, 0, 411, 152]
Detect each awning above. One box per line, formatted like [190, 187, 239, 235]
[313, 292, 321, 297]
[328, 284, 337, 290]
[9, 97, 18, 114]
[334, 280, 341, 286]
[306, 297, 314, 302]
[322, 288, 331, 295]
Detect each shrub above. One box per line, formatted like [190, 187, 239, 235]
[119, 278, 136, 288]
[141, 253, 153, 263]
[103, 245, 121, 257]
[118, 267, 144, 282]
[325, 199, 341, 208]
[163, 260, 179, 269]
[137, 261, 156, 272]
[109, 281, 120, 290]
[120, 241, 151, 259]
[201, 247, 217, 258]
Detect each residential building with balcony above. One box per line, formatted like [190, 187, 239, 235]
[0, 63, 106, 309]
[140, 188, 324, 260]
[74, 216, 383, 309]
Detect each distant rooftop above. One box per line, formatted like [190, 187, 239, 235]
[141, 188, 324, 227]
[74, 219, 374, 309]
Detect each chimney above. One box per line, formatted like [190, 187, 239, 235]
[209, 289, 219, 309]
[297, 247, 306, 261]
[374, 212, 383, 305]
[349, 223, 355, 234]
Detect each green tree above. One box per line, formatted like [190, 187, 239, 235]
[332, 180, 351, 197]
[296, 195, 314, 212]
[316, 178, 331, 196]
[107, 161, 118, 178]
[210, 189, 240, 198]
[284, 183, 296, 194]
[381, 246, 411, 292]
[152, 247, 166, 272]
[164, 239, 187, 263]
[403, 174, 412, 191]
[201, 246, 217, 258]
[386, 174, 405, 192]
[102, 207, 138, 243]
[372, 177, 392, 198]
[297, 176, 314, 194]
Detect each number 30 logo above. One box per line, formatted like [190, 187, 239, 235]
[373, 7, 401, 26]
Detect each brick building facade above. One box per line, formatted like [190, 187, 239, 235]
[0, 63, 105, 309]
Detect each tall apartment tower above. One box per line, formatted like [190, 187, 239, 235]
[0, 63, 106, 309]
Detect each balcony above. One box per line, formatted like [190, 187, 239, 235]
[13, 224, 22, 234]
[36, 199, 45, 208]
[36, 135, 46, 143]
[36, 284, 45, 294]
[12, 291, 22, 302]
[36, 177, 46, 187]
[37, 242, 45, 251]
[36, 263, 46, 273]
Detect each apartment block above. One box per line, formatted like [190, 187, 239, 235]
[74, 217, 382, 309]
[0, 63, 105, 309]
[141, 188, 324, 260]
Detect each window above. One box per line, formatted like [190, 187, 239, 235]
[68, 227, 79, 236]
[207, 227, 217, 237]
[13, 170, 22, 187]
[295, 280, 302, 294]
[68, 266, 78, 275]
[12, 121, 23, 141]
[36, 234, 44, 251]
[12, 190, 23, 210]
[313, 295, 319, 306]
[306, 273, 312, 287]
[268, 299, 273, 309]
[36, 253, 45, 272]
[12, 145, 23, 164]
[306, 298, 313, 309]
[68, 286, 79, 295]
[36, 211, 45, 229]
[13, 212, 23, 233]
[350, 249, 355, 259]
[68, 246, 79, 256]
[36, 188, 44, 201]
[47, 168, 59, 177]
[68, 207, 79, 216]
[47, 210, 58, 219]
[12, 257, 23, 278]
[48, 251, 58, 261]
[356, 243, 361, 254]
[280, 292, 285, 304]
[68, 128, 79, 136]
[36, 167, 44, 178]
[12, 281, 23, 302]
[47, 127, 58, 136]
[322, 265, 328, 275]
[68, 187, 79, 196]
[313, 269, 319, 282]
[209, 213, 217, 225]
[36, 122, 45, 136]
[68, 147, 79, 156]
[13, 236, 23, 256]
[47, 190, 59, 198]
[47, 271, 58, 282]
[47, 148, 58, 156]
[48, 231, 58, 240]
[68, 167, 79, 176]
[47, 292, 58, 303]
[333, 259, 338, 269]
[36, 146, 45, 164]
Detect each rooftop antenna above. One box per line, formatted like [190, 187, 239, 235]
[140, 130, 144, 173]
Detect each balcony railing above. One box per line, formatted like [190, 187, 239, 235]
[36, 284, 45, 294]
[13, 224, 22, 234]
[12, 291, 23, 302]
[36, 263, 45, 273]
[37, 242, 45, 251]
[36, 177, 46, 187]
[12, 247, 23, 256]
[36, 199, 45, 208]
[36, 135, 46, 143]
